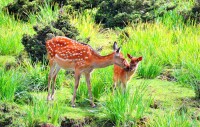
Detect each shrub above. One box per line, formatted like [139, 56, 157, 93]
[0, 102, 26, 127]
[64, 0, 102, 10]
[22, 14, 79, 63]
[2, 0, 42, 21]
[14, 91, 34, 104]
[95, 0, 176, 28]
[2, 0, 101, 22]
[180, 1, 200, 24]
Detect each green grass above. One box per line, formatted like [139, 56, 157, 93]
[0, 12, 34, 55]
[119, 12, 200, 97]
[24, 99, 62, 126]
[0, 3, 35, 56]
[69, 10, 119, 51]
[21, 79, 199, 126]
[148, 111, 198, 127]
[102, 82, 152, 126]
[0, 0, 199, 126]
[28, 2, 59, 25]
[0, 68, 21, 101]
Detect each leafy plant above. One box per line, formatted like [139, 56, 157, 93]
[95, 0, 176, 28]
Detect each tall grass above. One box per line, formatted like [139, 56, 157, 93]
[68, 9, 200, 100]
[0, 0, 199, 126]
[102, 82, 152, 126]
[0, 1, 60, 56]
[0, 0, 13, 9]
[174, 61, 200, 99]
[120, 11, 200, 83]
[19, 61, 65, 92]
[0, 12, 34, 55]
[0, 68, 21, 101]
[69, 10, 118, 50]
[148, 111, 199, 127]
[73, 66, 113, 104]
[28, 2, 59, 25]
[25, 100, 62, 126]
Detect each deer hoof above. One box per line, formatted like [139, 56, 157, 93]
[92, 104, 96, 108]
[47, 96, 52, 101]
[51, 96, 54, 100]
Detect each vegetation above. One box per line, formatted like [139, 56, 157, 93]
[0, 0, 199, 126]
[103, 83, 152, 126]
[22, 13, 79, 63]
[95, 0, 176, 28]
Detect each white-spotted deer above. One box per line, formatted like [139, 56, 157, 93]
[113, 53, 142, 92]
[46, 36, 129, 107]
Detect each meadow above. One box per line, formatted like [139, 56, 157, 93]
[0, 0, 199, 126]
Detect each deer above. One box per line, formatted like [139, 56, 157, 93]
[113, 53, 142, 92]
[46, 36, 129, 107]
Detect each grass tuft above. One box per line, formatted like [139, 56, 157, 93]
[102, 82, 152, 126]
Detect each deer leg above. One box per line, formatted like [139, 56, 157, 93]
[85, 72, 95, 108]
[71, 71, 81, 107]
[112, 81, 117, 94]
[51, 65, 60, 100]
[47, 61, 56, 101]
[122, 82, 126, 94]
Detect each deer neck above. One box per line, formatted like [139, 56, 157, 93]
[92, 52, 114, 68]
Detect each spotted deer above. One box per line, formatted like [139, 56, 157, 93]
[113, 53, 142, 92]
[46, 36, 129, 107]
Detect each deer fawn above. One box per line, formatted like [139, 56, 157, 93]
[113, 53, 142, 92]
[46, 36, 129, 107]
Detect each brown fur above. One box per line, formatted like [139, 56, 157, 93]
[113, 54, 142, 91]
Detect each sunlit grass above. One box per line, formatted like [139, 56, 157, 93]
[120, 12, 200, 82]
[148, 111, 199, 127]
[24, 99, 62, 126]
[0, 0, 199, 126]
[0, 1, 59, 56]
[0, 68, 21, 102]
[0, 11, 34, 55]
[69, 10, 118, 51]
[102, 82, 152, 126]
[0, 0, 13, 9]
[28, 2, 59, 25]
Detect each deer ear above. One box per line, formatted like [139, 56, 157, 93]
[116, 47, 121, 55]
[127, 54, 132, 59]
[137, 57, 143, 61]
[113, 41, 118, 50]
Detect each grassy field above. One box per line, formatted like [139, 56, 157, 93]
[0, 0, 200, 126]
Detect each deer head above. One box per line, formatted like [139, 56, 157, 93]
[113, 42, 129, 70]
[127, 54, 142, 71]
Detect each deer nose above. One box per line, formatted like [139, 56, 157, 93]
[125, 66, 130, 71]
[123, 63, 130, 70]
